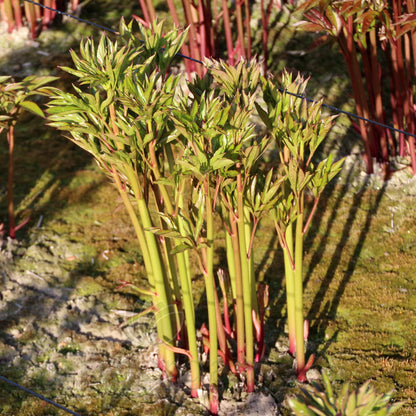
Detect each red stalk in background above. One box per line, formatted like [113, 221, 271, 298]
[2, 0, 16, 33]
[0, 0, 79, 39]
[137, 0, 275, 77]
[11, 0, 22, 29]
[260, 0, 275, 73]
[24, 0, 38, 39]
[7, 126, 15, 239]
[297, 0, 416, 177]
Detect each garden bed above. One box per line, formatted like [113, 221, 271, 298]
[1, 133, 416, 415]
[1, 3, 416, 415]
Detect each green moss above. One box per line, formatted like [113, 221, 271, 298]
[75, 276, 106, 297]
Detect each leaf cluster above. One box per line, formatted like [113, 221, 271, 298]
[47, 19, 184, 186]
[255, 70, 343, 231]
[296, 0, 416, 48]
[0, 75, 57, 130]
[288, 371, 403, 416]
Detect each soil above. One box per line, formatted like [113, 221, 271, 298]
[1, 3, 416, 416]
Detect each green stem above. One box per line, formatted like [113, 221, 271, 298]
[244, 206, 258, 319]
[229, 209, 246, 367]
[177, 192, 200, 397]
[283, 222, 296, 356]
[294, 204, 305, 380]
[213, 275, 235, 373]
[204, 182, 218, 413]
[149, 141, 183, 334]
[177, 191, 193, 317]
[218, 269, 232, 337]
[112, 167, 176, 378]
[225, 230, 236, 299]
[163, 236, 183, 334]
[151, 184, 182, 335]
[149, 140, 174, 213]
[237, 172, 254, 392]
[112, 167, 151, 276]
[175, 244, 200, 395]
[136, 196, 177, 381]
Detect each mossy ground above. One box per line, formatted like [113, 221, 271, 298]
[1, 2, 416, 415]
[3, 127, 416, 415]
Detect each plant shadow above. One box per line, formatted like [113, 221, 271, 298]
[0, 112, 107, 241]
[304, 160, 388, 358]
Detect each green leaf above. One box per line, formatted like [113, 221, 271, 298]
[19, 100, 45, 117]
[211, 157, 235, 171]
[0, 75, 12, 83]
[287, 397, 317, 416]
[170, 243, 193, 255]
[24, 75, 59, 91]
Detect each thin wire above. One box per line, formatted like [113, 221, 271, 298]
[24, 0, 117, 33]
[23, 0, 203, 65]
[0, 375, 83, 416]
[298, 93, 416, 140]
[21, 0, 416, 140]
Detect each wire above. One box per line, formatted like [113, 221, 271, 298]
[291, 93, 416, 140]
[0, 375, 83, 416]
[24, 0, 117, 33]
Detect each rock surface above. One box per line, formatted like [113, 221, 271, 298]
[0, 231, 286, 415]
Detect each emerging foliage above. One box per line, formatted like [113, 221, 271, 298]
[288, 371, 403, 416]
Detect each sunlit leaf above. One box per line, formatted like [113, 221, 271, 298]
[19, 100, 45, 118]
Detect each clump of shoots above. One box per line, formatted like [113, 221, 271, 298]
[288, 370, 403, 415]
[47, 20, 189, 385]
[256, 70, 344, 381]
[46, 18, 345, 413]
